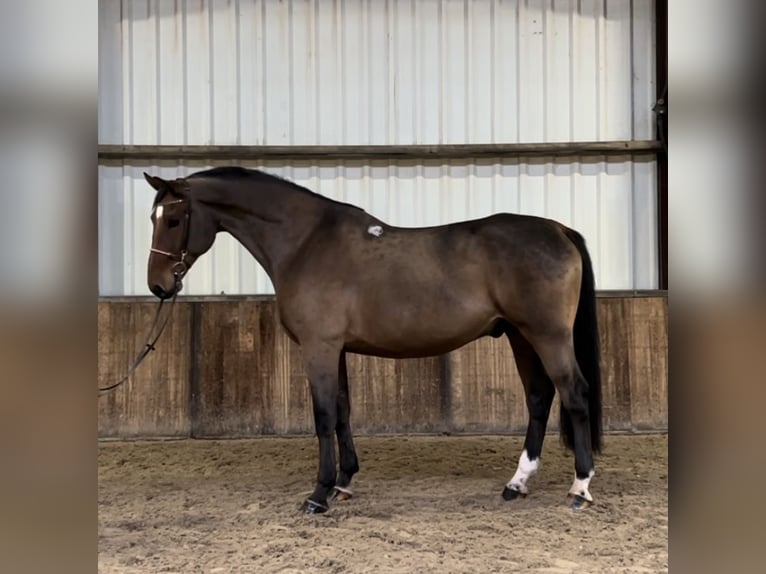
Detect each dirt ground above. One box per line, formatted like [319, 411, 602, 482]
[98, 434, 667, 573]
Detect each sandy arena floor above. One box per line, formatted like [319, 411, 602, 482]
[98, 434, 667, 573]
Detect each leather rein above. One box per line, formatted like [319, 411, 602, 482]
[97, 291, 178, 394]
[98, 198, 190, 395]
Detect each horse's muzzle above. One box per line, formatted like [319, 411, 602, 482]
[150, 283, 176, 300]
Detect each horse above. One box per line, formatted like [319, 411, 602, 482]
[143, 166, 603, 513]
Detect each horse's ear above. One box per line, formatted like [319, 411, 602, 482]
[144, 172, 170, 192]
[144, 173, 188, 198]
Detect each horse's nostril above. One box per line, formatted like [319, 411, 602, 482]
[151, 284, 168, 299]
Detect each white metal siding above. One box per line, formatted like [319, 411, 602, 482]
[98, 0, 656, 145]
[98, 158, 657, 295]
[98, 0, 658, 296]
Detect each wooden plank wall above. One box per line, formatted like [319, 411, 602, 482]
[98, 296, 668, 438]
[98, 302, 192, 437]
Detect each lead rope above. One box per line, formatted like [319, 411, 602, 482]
[98, 291, 178, 395]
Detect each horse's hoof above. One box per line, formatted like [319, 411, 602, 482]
[569, 494, 592, 510]
[502, 486, 526, 501]
[329, 486, 353, 502]
[302, 499, 329, 514]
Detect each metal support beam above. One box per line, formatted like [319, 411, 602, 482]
[655, 0, 668, 290]
[98, 140, 662, 162]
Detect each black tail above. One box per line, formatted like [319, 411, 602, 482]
[560, 228, 603, 454]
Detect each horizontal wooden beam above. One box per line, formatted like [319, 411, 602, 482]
[98, 140, 662, 162]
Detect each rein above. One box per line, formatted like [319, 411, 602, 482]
[97, 292, 178, 395]
[98, 199, 189, 393]
[99, 196, 191, 396]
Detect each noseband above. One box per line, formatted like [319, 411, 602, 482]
[150, 198, 191, 278]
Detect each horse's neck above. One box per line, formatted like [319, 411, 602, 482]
[211, 182, 326, 283]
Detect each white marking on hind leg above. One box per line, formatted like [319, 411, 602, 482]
[569, 469, 595, 502]
[506, 449, 540, 494]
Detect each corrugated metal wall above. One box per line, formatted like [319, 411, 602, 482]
[98, 0, 658, 295]
[99, 0, 656, 145]
[99, 158, 657, 295]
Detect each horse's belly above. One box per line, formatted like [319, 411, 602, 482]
[345, 306, 499, 359]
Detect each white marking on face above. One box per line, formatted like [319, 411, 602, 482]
[506, 449, 540, 494]
[367, 225, 383, 237]
[568, 469, 595, 502]
[155, 205, 164, 220]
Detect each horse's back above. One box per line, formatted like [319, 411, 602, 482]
[278, 208, 582, 352]
[293, 209, 580, 303]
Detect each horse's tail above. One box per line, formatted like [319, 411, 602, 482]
[560, 228, 603, 454]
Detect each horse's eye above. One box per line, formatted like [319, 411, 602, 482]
[167, 218, 180, 229]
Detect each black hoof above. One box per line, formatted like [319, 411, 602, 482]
[569, 494, 592, 510]
[302, 499, 329, 514]
[502, 486, 526, 501]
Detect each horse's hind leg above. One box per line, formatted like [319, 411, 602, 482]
[526, 330, 596, 509]
[502, 328, 556, 501]
[330, 351, 359, 502]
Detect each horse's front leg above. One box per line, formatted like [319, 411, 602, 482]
[330, 351, 359, 502]
[301, 342, 342, 514]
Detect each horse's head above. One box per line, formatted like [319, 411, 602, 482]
[143, 173, 216, 299]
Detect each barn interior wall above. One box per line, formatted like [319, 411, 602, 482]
[97, 2, 665, 436]
[98, 296, 668, 438]
[99, 157, 658, 295]
[99, 0, 656, 146]
[98, 0, 659, 296]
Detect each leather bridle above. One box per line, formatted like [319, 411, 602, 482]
[149, 198, 191, 281]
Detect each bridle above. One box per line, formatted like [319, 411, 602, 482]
[149, 198, 191, 281]
[98, 196, 192, 395]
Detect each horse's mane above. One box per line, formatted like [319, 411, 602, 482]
[187, 166, 360, 211]
[188, 166, 303, 189]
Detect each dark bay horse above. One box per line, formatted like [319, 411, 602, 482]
[143, 166, 602, 513]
